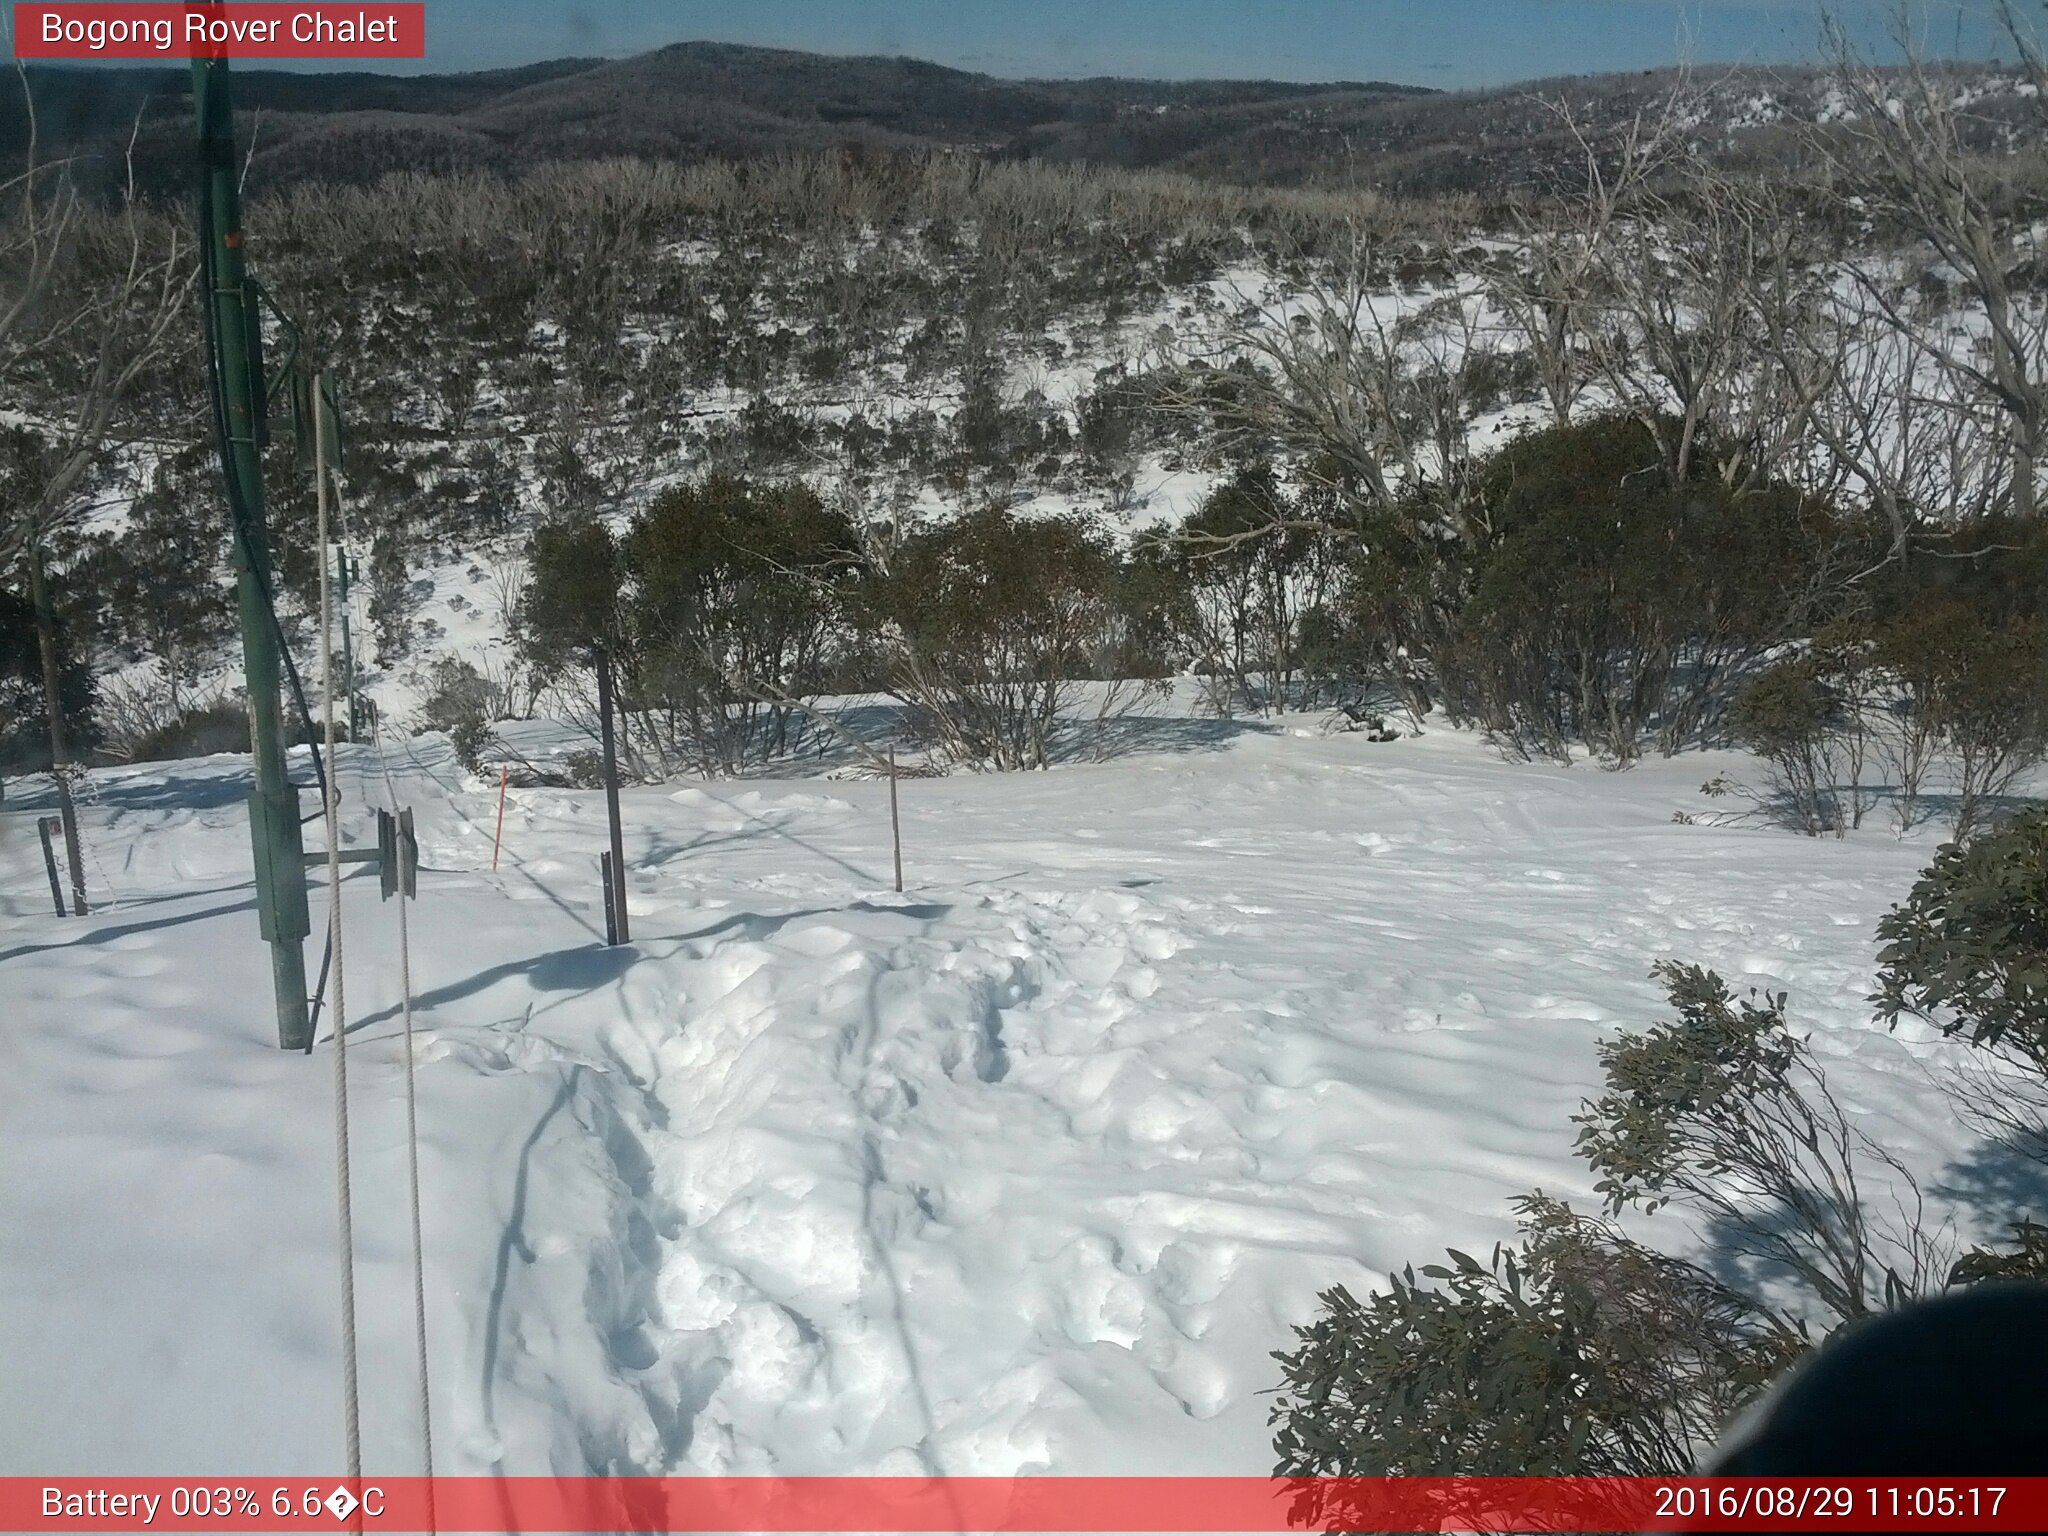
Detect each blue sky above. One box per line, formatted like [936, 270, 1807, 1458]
[403, 1, 2022, 86]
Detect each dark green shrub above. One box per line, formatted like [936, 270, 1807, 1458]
[412, 656, 502, 776]
[516, 518, 623, 673]
[865, 507, 1118, 770]
[1271, 1193, 1801, 1481]
[1875, 806, 2048, 1068]
[1875, 808, 2048, 1284]
[1871, 605, 2048, 837]
[622, 475, 861, 774]
[1576, 962, 1940, 1323]
[124, 700, 250, 763]
[1278, 824, 2048, 1486]
[739, 397, 813, 464]
[1353, 415, 1862, 763]
[1728, 658, 1851, 836]
[1157, 461, 1337, 716]
[1271, 959, 1955, 1485]
[0, 586, 100, 774]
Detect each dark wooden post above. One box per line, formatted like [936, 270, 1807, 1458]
[888, 747, 904, 894]
[595, 648, 630, 943]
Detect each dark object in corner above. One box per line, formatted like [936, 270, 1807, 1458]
[1706, 1283, 2048, 1475]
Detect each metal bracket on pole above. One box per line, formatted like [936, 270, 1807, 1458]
[376, 808, 418, 901]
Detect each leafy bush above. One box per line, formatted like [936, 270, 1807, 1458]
[1351, 415, 1861, 763]
[1877, 605, 2047, 836]
[1947, 1221, 2048, 1284]
[1577, 963, 1941, 1323]
[516, 481, 860, 779]
[1272, 1194, 1801, 1482]
[516, 518, 624, 672]
[1727, 653, 1860, 836]
[0, 586, 100, 774]
[411, 655, 506, 776]
[865, 507, 1119, 770]
[621, 475, 861, 775]
[1273, 958, 1961, 1482]
[1153, 461, 1337, 716]
[1874, 807, 2048, 1068]
[1875, 812, 2048, 1282]
[738, 397, 814, 465]
[124, 700, 252, 763]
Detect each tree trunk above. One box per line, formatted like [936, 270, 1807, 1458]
[595, 647, 630, 944]
[27, 543, 87, 916]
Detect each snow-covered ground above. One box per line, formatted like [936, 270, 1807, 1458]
[0, 712, 2007, 1478]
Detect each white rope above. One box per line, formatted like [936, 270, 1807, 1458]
[314, 374, 364, 1488]
[396, 826, 436, 1493]
[337, 431, 438, 1519]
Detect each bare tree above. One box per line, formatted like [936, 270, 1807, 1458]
[1778, 273, 2004, 562]
[1587, 171, 1834, 495]
[1491, 92, 1688, 430]
[1817, 12, 2048, 518]
[0, 64, 79, 383]
[1, 97, 192, 911]
[1156, 215, 1501, 551]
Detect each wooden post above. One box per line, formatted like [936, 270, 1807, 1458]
[600, 852, 618, 947]
[491, 764, 509, 871]
[888, 747, 904, 894]
[596, 648, 630, 943]
[37, 816, 67, 917]
[26, 545, 86, 916]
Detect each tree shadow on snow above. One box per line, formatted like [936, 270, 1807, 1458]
[1693, 1138, 2048, 1310]
[1929, 1137, 2048, 1233]
[480, 1068, 582, 1439]
[1695, 1195, 1923, 1312]
[3, 762, 305, 815]
[0, 894, 257, 964]
[342, 939, 644, 1035]
[1059, 713, 1272, 764]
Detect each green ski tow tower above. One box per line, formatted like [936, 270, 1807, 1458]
[195, 57, 313, 1050]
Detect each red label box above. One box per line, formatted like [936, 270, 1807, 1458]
[10, 4, 426, 59]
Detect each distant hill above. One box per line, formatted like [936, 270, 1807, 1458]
[2, 42, 2037, 201]
[2, 43, 1433, 196]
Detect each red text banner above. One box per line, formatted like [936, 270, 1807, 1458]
[3, 1476, 2047, 1533]
[10, 5, 426, 59]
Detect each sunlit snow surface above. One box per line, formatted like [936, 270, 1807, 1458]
[0, 714, 2018, 1476]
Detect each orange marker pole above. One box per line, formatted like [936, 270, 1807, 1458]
[491, 764, 509, 870]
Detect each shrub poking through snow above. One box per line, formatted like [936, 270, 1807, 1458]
[412, 655, 502, 776]
[1875, 812, 2048, 1284]
[1273, 959, 1962, 1478]
[1575, 962, 1944, 1323]
[1728, 658, 1852, 836]
[1270, 1193, 1803, 1482]
[1875, 806, 2048, 1068]
[863, 507, 1120, 771]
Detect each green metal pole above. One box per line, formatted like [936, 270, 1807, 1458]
[195, 57, 312, 1050]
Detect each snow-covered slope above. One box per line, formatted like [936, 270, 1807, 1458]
[0, 715, 2003, 1476]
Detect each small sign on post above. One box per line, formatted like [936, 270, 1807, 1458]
[600, 852, 619, 946]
